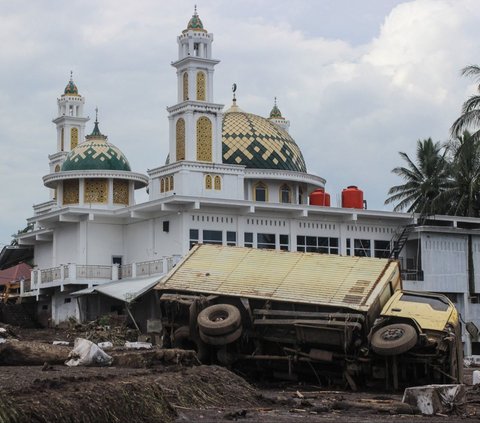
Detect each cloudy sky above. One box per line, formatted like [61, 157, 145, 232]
[1, 0, 479, 247]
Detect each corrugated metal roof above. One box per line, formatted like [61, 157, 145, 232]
[156, 245, 399, 312]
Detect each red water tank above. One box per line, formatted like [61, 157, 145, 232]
[342, 186, 364, 209]
[309, 188, 331, 207]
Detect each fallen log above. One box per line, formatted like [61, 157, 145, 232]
[0, 341, 70, 365]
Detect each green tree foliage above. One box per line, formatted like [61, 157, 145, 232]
[441, 131, 480, 217]
[385, 138, 450, 214]
[451, 65, 480, 142]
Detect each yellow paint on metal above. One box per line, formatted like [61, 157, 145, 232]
[156, 245, 401, 312]
[380, 290, 457, 331]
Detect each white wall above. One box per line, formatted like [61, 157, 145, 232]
[85, 222, 124, 265]
[55, 224, 79, 265]
[34, 243, 53, 268]
[52, 290, 80, 324]
[421, 233, 468, 292]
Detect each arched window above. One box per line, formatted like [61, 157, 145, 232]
[176, 118, 185, 161]
[183, 72, 189, 101]
[205, 175, 212, 189]
[71, 127, 78, 149]
[196, 71, 206, 101]
[61, 128, 64, 151]
[280, 184, 291, 203]
[254, 182, 268, 202]
[214, 175, 221, 190]
[54, 165, 60, 172]
[165, 176, 170, 192]
[169, 176, 174, 191]
[160, 178, 165, 193]
[196, 117, 212, 162]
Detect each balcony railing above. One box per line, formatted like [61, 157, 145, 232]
[136, 259, 164, 277]
[26, 255, 181, 294]
[77, 265, 112, 280]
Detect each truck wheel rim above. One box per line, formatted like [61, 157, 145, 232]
[382, 328, 404, 341]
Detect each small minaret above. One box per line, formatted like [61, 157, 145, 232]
[268, 97, 290, 133]
[50, 72, 89, 172]
[167, 6, 224, 164]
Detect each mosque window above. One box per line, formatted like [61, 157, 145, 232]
[280, 234, 289, 251]
[71, 127, 78, 149]
[205, 174, 212, 189]
[61, 128, 64, 151]
[244, 232, 253, 248]
[160, 178, 165, 193]
[196, 117, 212, 162]
[63, 179, 79, 205]
[227, 231, 236, 246]
[354, 239, 371, 257]
[280, 184, 291, 203]
[54, 165, 60, 172]
[176, 118, 185, 160]
[257, 233, 275, 249]
[169, 176, 174, 191]
[190, 229, 199, 249]
[203, 230, 222, 245]
[254, 182, 268, 202]
[113, 179, 129, 205]
[183, 72, 189, 101]
[165, 176, 170, 192]
[214, 175, 221, 190]
[84, 178, 108, 204]
[374, 240, 391, 258]
[297, 236, 339, 254]
[196, 71, 206, 101]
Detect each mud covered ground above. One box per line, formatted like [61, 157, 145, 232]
[1, 327, 480, 423]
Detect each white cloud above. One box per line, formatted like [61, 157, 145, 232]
[1, 0, 479, 245]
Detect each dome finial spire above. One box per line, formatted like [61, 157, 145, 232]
[87, 107, 107, 141]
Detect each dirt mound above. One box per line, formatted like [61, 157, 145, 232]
[0, 365, 259, 423]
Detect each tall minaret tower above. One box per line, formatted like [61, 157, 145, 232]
[167, 7, 224, 164]
[49, 73, 89, 174]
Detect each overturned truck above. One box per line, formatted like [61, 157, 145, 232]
[156, 244, 463, 389]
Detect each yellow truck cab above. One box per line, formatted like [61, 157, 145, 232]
[370, 290, 463, 386]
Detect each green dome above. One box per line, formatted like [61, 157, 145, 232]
[222, 107, 306, 172]
[185, 7, 205, 32]
[61, 122, 131, 172]
[64, 76, 79, 96]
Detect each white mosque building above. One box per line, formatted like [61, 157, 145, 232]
[11, 9, 480, 355]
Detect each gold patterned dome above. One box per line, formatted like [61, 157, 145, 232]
[222, 103, 306, 172]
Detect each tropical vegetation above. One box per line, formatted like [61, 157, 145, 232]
[386, 65, 480, 218]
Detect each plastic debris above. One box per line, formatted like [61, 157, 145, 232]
[125, 341, 152, 350]
[65, 338, 113, 367]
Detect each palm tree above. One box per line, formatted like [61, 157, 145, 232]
[451, 65, 480, 141]
[385, 138, 450, 215]
[440, 131, 480, 217]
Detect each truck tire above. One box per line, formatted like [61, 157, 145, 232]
[172, 326, 194, 349]
[197, 304, 242, 336]
[371, 323, 418, 356]
[199, 325, 243, 346]
[173, 325, 210, 362]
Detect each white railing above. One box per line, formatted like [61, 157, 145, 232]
[136, 259, 164, 277]
[27, 255, 180, 294]
[120, 264, 132, 279]
[77, 265, 112, 280]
